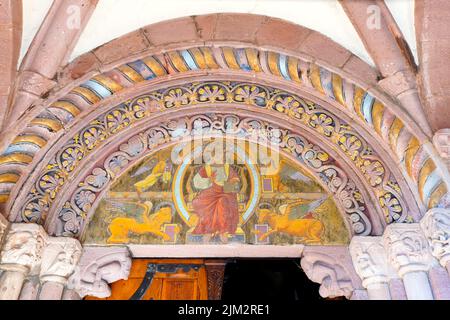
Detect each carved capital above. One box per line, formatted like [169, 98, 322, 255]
[67, 246, 132, 298]
[301, 247, 361, 299]
[421, 208, 450, 268]
[0, 224, 47, 274]
[349, 236, 395, 288]
[383, 224, 437, 277]
[40, 237, 82, 284]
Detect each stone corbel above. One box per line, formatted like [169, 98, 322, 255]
[301, 246, 362, 299]
[67, 246, 132, 299]
[420, 209, 450, 270]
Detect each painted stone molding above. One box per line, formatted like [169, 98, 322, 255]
[67, 246, 132, 298]
[39, 237, 82, 284]
[420, 208, 450, 268]
[0, 224, 47, 274]
[0, 45, 447, 219]
[383, 224, 437, 277]
[301, 247, 361, 299]
[349, 236, 395, 288]
[16, 82, 417, 236]
[47, 113, 372, 238]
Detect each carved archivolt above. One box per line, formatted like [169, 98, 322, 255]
[15, 82, 412, 236]
[0, 46, 447, 219]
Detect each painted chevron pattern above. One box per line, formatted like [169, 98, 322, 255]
[0, 46, 447, 211]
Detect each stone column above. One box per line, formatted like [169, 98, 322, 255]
[61, 288, 81, 300]
[349, 237, 395, 300]
[388, 278, 407, 300]
[0, 224, 46, 300]
[383, 224, 437, 300]
[38, 237, 82, 300]
[421, 209, 450, 274]
[67, 246, 132, 299]
[18, 278, 40, 300]
[428, 266, 450, 300]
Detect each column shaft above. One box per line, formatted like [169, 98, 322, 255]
[19, 279, 40, 300]
[62, 288, 81, 300]
[39, 281, 65, 300]
[366, 282, 391, 300]
[0, 268, 27, 300]
[388, 278, 407, 300]
[428, 267, 450, 300]
[402, 271, 434, 300]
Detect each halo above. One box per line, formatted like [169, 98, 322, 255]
[172, 140, 261, 225]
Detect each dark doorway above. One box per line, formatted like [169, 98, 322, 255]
[221, 259, 323, 301]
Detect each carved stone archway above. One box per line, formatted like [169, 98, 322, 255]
[0, 13, 449, 301]
[0, 14, 448, 220]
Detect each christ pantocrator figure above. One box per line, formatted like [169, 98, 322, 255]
[191, 152, 241, 244]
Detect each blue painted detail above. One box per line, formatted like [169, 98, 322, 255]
[319, 68, 334, 100]
[278, 55, 291, 80]
[235, 48, 251, 71]
[4, 144, 40, 156]
[181, 50, 199, 70]
[423, 170, 442, 206]
[81, 80, 112, 99]
[128, 60, 155, 80]
[362, 93, 375, 125]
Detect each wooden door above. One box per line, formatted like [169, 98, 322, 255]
[86, 259, 208, 300]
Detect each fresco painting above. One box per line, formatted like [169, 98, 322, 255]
[83, 139, 350, 245]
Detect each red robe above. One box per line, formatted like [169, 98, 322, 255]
[191, 166, 240, 234]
